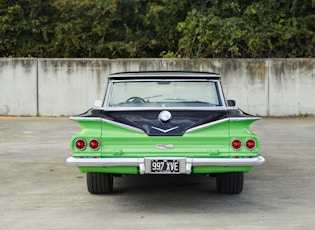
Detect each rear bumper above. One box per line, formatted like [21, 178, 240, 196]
[66, 155, 265, 174]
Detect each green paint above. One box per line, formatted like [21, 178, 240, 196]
[70, 118, 261, 175]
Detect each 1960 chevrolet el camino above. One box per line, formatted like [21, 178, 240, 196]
[66, 71, 265, 194]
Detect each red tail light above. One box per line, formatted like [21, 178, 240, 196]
[231, 139, 242, 150]
[75, 139, 86, 150]
[245, 139, 256, 150]
[89, 139, 100, 150]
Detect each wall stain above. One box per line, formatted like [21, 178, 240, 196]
[0, 58, 314, 116]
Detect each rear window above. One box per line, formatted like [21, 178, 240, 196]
[108, 81, 222, 107]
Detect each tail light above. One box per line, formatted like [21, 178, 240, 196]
[75, 139, 86, 150]
[89, 139, 100, 150]
[231, 139, 242, 150]
[245, 139, 256, 150]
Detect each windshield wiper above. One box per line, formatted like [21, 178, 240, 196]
[143, 95, 164, 102]
[144, 95, 163, 99]
[164, 98, 210, 103]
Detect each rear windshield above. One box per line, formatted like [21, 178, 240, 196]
[108, 81, 222, 107]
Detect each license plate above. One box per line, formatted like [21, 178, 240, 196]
[151, 159, 180, 174]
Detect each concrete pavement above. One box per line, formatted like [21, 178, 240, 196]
[0, 117, 315, 229]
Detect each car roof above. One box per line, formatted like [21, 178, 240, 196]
[108, 71, 221, 80]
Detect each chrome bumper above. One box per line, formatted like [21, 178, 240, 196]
[66, 156, 265, 174]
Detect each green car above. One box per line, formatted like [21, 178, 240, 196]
[66, 71, 265, 194]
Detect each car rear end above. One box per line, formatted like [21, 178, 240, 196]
[67, 71, 265, 194]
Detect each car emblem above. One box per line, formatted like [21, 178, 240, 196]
[158, 110, 172, 122]
[156, 144, 174, 149]
[151, 126, 179, 133]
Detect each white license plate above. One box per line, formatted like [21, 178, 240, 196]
[151, 159, 180, 174]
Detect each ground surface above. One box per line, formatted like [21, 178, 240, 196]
[0, 117, 315, 230]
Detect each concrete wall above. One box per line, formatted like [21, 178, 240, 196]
[0, 58, 314, 116]
[0, 59, 38, 116]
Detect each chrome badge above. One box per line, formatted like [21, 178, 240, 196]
[151, 126, 179, 133]
[156, 144, 174, 149]
[158, 110, 172, 122]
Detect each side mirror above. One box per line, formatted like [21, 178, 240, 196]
[227, 100, 236, 107]
[94, 100, 103, 108]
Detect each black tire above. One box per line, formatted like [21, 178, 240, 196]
[87, 172, 113, 194]
[216, 172, 244, 194]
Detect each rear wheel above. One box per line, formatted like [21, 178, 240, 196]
[87, 172, 113, 194]
[216, 172, 244, 194]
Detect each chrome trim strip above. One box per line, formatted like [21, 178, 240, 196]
[66, 156, 265, 173]
[98, 106, 228, 111]
[69, 117, 144, 133]
[108, 76, 221, 82]
[101, 118, 144, 133]
[66, 157, 143, 167]
[110, 79, 221, 83]
[230, 117, 261, 121]
[186, 117, 261, 133]
[191, 156, 265, 166]
[70, 117, 101, 121]
[104, 82, 113, 107]
[186, 118, 230, 133]
[217, 81, 227, 106]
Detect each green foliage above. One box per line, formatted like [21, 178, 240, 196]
[0, 0, 57, 57]
[0, 0, 314, 58]
[176, 0, 315, 58]
[49, 0, 189, 58]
